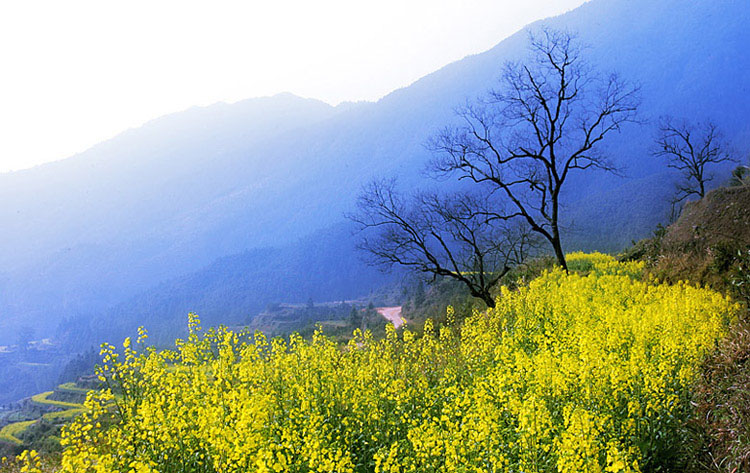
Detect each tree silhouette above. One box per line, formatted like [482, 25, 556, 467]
[352, 180, 533, 308]
[429, 29, 639, 270]
[353, 29, 638, 301]
[653, 117, 735, 203]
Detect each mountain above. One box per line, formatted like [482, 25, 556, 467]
[57, 224, 395, 347]
[1, 0, 749, 347]
[0, 93, 342, 339]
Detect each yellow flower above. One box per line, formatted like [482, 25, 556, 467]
[56, 254, 736, 473]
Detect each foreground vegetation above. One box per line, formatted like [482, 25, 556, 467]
[622, 184, 750, 470]
[14, 254, 728, 473]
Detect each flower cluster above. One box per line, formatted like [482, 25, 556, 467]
[56, 254, 736, 472]
[0, 450, 43, 473]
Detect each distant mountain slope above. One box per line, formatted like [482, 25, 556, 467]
[0, 0, 748, 344]
[0, 94, 343, 338]
[56, 224, 394, 347]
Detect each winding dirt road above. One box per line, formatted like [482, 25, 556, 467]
[376, 306, 404, 329]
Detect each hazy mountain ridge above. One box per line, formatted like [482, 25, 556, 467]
[56, 224, 394, 348]
[0, 94, 343, 336]
[0, 0, 748, 349]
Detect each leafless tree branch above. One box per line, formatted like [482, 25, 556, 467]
[349, 179, 535, 307]
[653, 117, 736, 203]
[428, 28, 640, 270]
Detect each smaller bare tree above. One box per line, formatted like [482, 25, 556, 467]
[350, 179, 534, 308]
[653, 117, 735, 203]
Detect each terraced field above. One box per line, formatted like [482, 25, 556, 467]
[0, 382, 89, 448]
[56, 383, 88, 394]
[31, 391, 83, 408]
[42, 408, 86, 423]
[31, 391, 83, 409]
[0, 420, 37, 445]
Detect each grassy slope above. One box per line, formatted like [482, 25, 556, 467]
[622, 184, 750, 471]
[690, 322, 750, 471]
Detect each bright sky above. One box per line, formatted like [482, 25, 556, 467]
[0, 0, 586, 173]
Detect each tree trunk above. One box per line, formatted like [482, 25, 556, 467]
[476, 291, 496, 308]
[551, 235, 568, 272]
[550, 196, 568, 272]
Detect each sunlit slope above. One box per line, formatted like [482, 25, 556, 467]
[60, 254, 737, 472]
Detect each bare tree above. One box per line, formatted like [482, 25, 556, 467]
[350, 179, 533, 308]
[653, 117, 735, 203]
[430, 29, 639, 271]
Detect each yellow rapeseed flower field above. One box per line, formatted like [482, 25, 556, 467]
[48, 254, 736, 473]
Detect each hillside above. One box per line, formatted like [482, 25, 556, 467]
[630, 184, 750, 295]
[39, 256, 739, 473]
[619, 183, 750, 470]
[663, 185, 750, 249]
[0, 0, 748, 351]
[4, 0, 750, 470]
